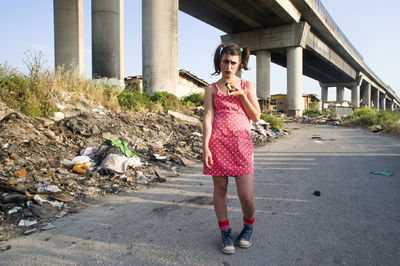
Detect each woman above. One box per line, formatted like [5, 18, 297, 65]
[203, 43, 261, 254]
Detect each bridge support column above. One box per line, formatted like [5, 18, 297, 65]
[54, 0, 84, 74]
[336, 85, 344, 102]
[362, 83, 371, 108]
[372, 88, 379, 110]
[92, 0, 124, 83]
[351, 85, 360, 108]
[380, 93, 386, 110]
[256, 50, 271, 101]
[142, 0, 178, 95]
[321, 85, 328, 103]
[388, 101, 394, 111]
[286, 47, 303, 117]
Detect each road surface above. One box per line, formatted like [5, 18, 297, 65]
[1, 124, 400, 265]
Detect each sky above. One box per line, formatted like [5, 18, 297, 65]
[1, 0, 399, 101]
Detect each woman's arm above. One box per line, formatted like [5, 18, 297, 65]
[202, 85, 215, 168]
[230, 81, 261, 122]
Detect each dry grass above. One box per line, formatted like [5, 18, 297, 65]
[1, 50, 203, 117]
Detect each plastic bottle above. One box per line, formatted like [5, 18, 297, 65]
[37, 185, 62, 193]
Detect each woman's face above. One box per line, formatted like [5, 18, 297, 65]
[220, 53, 240, 79]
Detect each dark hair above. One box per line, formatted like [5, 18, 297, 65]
[212, 43, 250, 75]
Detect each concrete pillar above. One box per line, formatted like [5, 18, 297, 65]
[256, 50, 271, 100]
[92, 0, 124, 82]
[351, 85, 360, 108]
[286, 47, 303, 117]
[142, 0, 178, 95]
[362, 83, 371, 107]
[336, 85, 344, 102]
[372, 88, 379, 109]
[54, 0, 84, 74]
[387, 100, 393, 111]
[321, 86, 328, 102]
[380, 94, 386, 110]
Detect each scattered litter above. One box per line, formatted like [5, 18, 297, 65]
[313, 191, 321, 197]
[180, 157, 198, 167]
[100, 154, 142, 173]
[34, 195, 63, 209]
[370, 172, 393, 176]
[0, 245, 11, 251]
[40, 223, 56, 231]
[23, 228, 38, 235]
[72, 156, 92, 169]
[153, 154, 167, 161]
[151, 141, 163, 150]
[7, 206, 23, 215]
[107, 138, 140, 159]
[37, 185, 62, 193]
[80, 147, 99, 158]
[18, 219, 38, 227]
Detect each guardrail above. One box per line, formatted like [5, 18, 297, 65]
[307, 0, 399, 99]
[307, 0, 363, 61]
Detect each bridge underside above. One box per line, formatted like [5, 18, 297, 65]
[179, 0, 298, 33]
[269, 49, 355, 83]
[179, 0, 356, 84]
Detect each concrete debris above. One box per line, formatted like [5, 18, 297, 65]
[0, 102, 285, 241]
[301, 113, 344, 126]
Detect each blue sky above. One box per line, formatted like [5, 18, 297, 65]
[1, 0, 399, 101]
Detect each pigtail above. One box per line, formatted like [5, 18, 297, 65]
[240, 47, 250, 71]
[212, 44, 225, 76]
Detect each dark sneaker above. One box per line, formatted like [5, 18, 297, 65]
[235, 225, 253, 248]
[220, 228, 235, 254]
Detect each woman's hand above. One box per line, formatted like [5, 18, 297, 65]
[227, 83, 245, 97]
[203, 147, 213, 168]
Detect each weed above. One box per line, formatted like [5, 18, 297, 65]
[260, 114, 284, 131]
[150, 91, 181, 110]
[181, 93, 204, 107]
[342, 108, 400, 135]
[117, 89, 153, 110]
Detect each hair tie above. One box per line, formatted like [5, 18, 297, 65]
[240, 48, 243, 52]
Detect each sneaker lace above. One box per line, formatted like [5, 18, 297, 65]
[222, 230, 234, 246]
[238, 225, 253, 241]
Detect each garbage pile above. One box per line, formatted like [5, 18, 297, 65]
[300, 113, 344, 126]
[251, 119, 287, 145]
[0, 104, 283, 241]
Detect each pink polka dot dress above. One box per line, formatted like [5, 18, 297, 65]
[203, 80, 254, 176]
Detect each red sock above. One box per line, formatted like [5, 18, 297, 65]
[218, 220, 230, 231]
[243, 216, 255, 226]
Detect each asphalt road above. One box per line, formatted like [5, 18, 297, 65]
[1, 124, 400, 265]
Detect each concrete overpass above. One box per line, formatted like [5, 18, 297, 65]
[53, 0, 400, 116]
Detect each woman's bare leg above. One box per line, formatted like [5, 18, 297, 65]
[235, 175, 256, 220]
[212, 176, 229, 221]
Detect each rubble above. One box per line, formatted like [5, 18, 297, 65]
[0, 101, 284, 241]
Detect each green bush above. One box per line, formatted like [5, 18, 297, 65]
[260, 114, 284, 131]
[303, 109, 322, 117]
[181, 93, 204, 107]
[342, 108, 400, 129]
[303, 101, 323, 117]
[150, 91, 181, 110]
[117, 90, 152, 110]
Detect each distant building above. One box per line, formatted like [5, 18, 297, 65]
[124, 69, 208, 98]
[322, 100, 353, 116]
[270, 94, 320, 112]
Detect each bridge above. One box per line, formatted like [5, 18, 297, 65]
[54, 0, 400, 116]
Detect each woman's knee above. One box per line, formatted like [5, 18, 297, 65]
[238, 192, 255, 207]
[214, 184, 228, 198]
